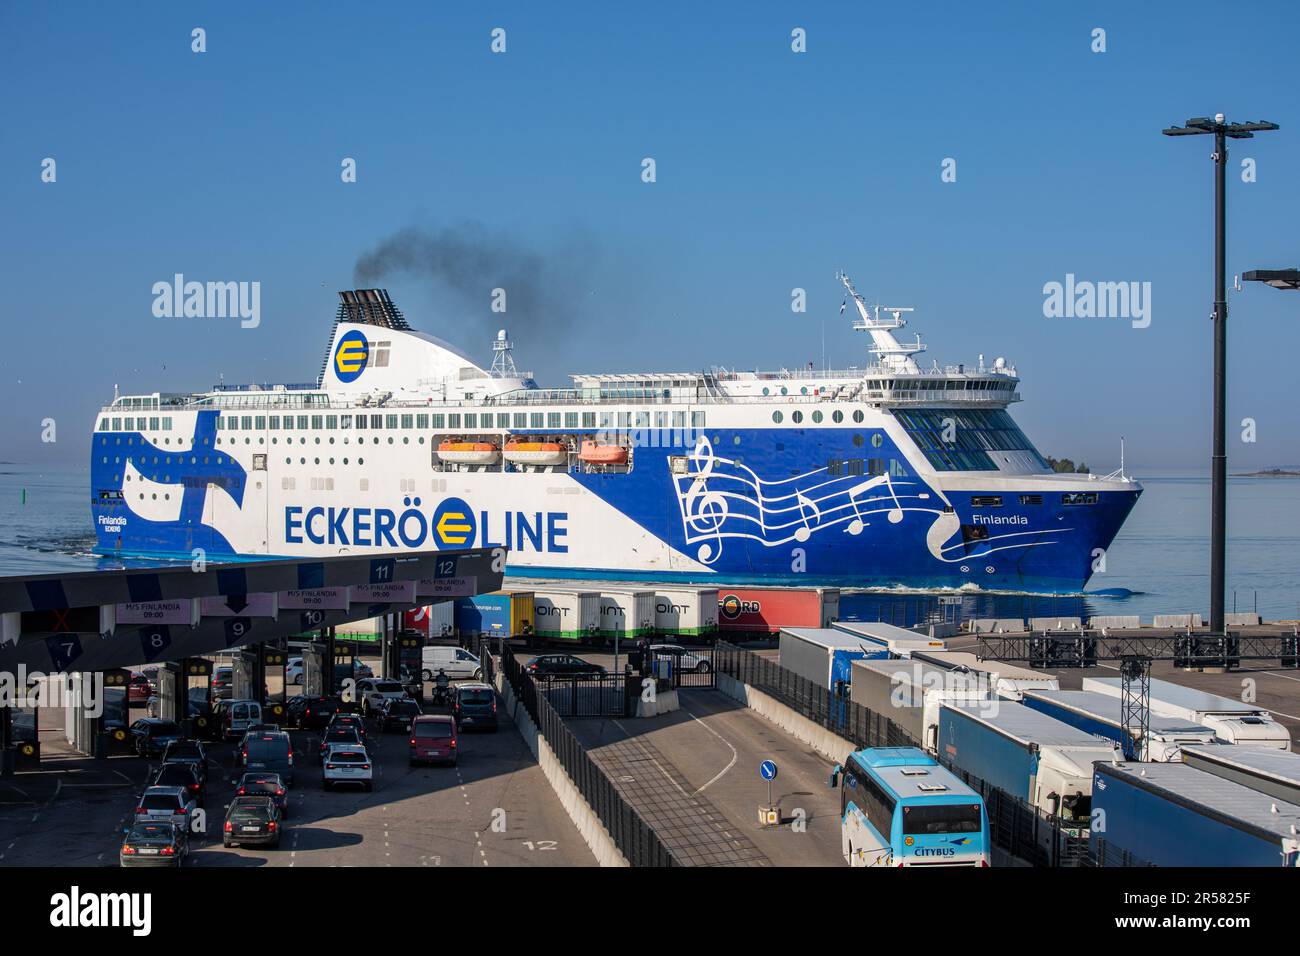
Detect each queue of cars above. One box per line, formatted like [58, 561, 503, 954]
[118, 642, 622, 867]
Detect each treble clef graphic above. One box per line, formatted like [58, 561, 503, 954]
[682, 435, 730, 563]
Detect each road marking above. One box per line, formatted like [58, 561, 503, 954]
[611, 719, 689, 798]
[681, 708, 738, 795]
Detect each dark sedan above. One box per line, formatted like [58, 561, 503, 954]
[380, 698, 422, 733]
[236, 772, 289, 816]
[120, 820, 188, 867]
[222, 796, 282, 848]
[525, 654, 606, 679]
[129, 718, 183, 757]
[151, 762, 204, 807]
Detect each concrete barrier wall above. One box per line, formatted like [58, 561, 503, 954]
[717, 672, 856, 765]
[969, 618, 1025, 634]
[1153, 613, 1203, 628]
[1089, 615, 1142, 629]
[494, 672, 629, 867]
[1225, 613, 1262, 627]
[1029, 616, 1082, 631]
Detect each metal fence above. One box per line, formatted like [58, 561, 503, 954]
[713, 642, 914, 748]
[497, 644, 677, 866]
[711, 641, 1151, 868]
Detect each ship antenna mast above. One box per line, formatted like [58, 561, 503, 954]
[836, 271, 926, 373]
[490, 329, 518, 377]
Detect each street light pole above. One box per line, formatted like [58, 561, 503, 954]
[1211, 122, 1227, 638]
[1162, 114, 1279, 635]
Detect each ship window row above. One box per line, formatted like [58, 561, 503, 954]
[99, 417, 174, 432]
[827, 457, 909, 478]
[212, 410, 706, 431]
[772, 409, 866, 425]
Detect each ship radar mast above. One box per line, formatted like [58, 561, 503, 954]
[836, 271, 926, 373]
[490, 328, 518, 377]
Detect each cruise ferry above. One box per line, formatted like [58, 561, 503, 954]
[90, 276, 1142, 592]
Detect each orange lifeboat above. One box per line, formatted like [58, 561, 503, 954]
[437, 440, 500, 465]
[578, 440, 628, 465]
[503, 441, 568, 466]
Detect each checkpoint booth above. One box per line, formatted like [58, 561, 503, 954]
[0, 546, 506, 770]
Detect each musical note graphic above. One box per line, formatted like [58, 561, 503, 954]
[671, 436, 932, 563]
[669, 435, 1068, 566]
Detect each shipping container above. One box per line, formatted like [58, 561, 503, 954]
[652, 587, 719, 638]
[532, 589, 601, 642]
[717, 587, 840, 633]
[1022, 689, 1216, 762]
[1082, 676, 1292, 750]
[913, 651, 1059, 700]
[831, 620, 948, 658]
[454, 591, 534, 638]
[403, 603, 455, 639]
[850, 658, 991, 751]
[595, 588, 656, 641]
[937, 700, 1116, 825]
[1092, 761, 1300, 867]
[335, 616, 382, 644]
[1181, 744, 1300, 805]
[778, 628, 889, 690]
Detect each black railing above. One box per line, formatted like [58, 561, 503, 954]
[713, 642, 914, 748]
[712, 641, 1153, 868]
[496, 644, 676, 866]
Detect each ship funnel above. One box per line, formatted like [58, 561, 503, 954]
[337, 289, 411, 330]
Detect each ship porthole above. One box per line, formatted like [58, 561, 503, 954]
[772, 411, 783, 423]
[852, 410, 864, 423]
[832, 410, 844, 423]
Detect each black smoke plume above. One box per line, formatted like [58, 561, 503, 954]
[353, 223, 595, 357]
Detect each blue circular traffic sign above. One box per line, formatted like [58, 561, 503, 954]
[759, 760, 778, 781]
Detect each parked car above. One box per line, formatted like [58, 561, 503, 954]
[357, 678, 410, 716]
[286, 694, 347, 731]
[151, 762, 204, 807]
[648, 643, 713, 673]
[161, 739, 209, 788]
[379, 697, 422, 733]
[286, 657, 305, 685]
[135, 785, 197, 830]
[452, 683, 498, 731]
[210, 665, 235, 701]
[129, 718, 183, 757]
[326, 712, 368, 743]
[409, 715, 457, 766]
[222, 795, 282, 848]
[421, 645, 483, 682]
[318, 726, 363, 761]
[525, 655, 606, 679]
[127, 673, 154, 704]
[322, 744, 373, 791]
[120, 820, 188, 868]
[235, 772, 289, 815]
[238, 730, 295, 785]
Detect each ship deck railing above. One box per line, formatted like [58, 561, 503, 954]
[100, 386, 1020, 415]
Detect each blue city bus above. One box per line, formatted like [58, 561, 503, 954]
[829, 747, 990, 867]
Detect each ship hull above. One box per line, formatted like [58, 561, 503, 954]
[91, 410, 1140, 594]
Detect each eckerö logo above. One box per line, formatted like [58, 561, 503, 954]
[284, 497, 568, 553]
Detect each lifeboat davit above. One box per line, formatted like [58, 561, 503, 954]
[437, 441, 500, 465]
[578, 440, 628, 465]
[503, 441, 568, 466]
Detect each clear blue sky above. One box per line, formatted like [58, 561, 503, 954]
[4, 1, 1299, 473]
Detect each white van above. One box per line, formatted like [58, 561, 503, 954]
[421, 646, 483, 681]
[218, 699, 263, 740]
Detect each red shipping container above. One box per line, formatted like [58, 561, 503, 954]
[717, 587, 840, 632]
[403, 607, 430, 636]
